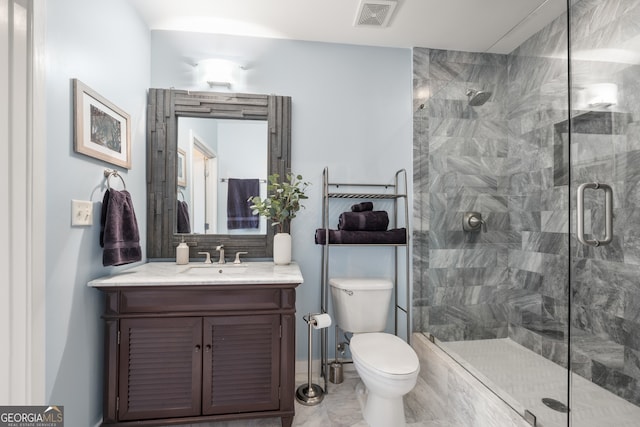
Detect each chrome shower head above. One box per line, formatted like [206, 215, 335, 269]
[466, 89, 492, 106]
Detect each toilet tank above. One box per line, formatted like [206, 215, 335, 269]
[329, 278, 393, 333]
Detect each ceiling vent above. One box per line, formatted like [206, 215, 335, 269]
[354, 0, 398, 28]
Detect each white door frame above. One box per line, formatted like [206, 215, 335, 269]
[0, 0, 46, 404]
[191, 132, 217, 234]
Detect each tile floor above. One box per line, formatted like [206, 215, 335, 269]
[177, 365, 449, 427]
[178, 337, 640, 427]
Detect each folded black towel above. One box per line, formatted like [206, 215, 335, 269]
[338, 211, 389, 231]
[100, 189, 142, 266]
[227, 178, 259, 229]
[351, 202, 374, 212]
[177, 200, 191, 233]
[315, 228, 407, 245]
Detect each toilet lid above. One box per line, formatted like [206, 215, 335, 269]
[329, 277, 393, 290]
[350, 333, 419, 376]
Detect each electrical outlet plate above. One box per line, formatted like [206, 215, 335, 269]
[71, 200, 93, 226]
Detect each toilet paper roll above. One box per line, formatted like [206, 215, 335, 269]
[311, 313, 332, 329]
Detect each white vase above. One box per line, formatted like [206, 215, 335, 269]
[273, 232, 292, 265]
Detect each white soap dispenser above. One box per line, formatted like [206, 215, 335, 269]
[176, 238, 189, 265]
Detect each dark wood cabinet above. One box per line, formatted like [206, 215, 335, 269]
[202, 314, 280, 415]
[97, 283, 299, 427]
[119, 317, 203, 421]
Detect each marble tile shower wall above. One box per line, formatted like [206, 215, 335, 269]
[505, 7, 571, 369]
[413, 0, 640, 406]
[413, 47, 517, 342]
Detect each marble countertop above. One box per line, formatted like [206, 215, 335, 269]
[88, 261, 304, 288]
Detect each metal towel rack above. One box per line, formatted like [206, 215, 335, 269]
[220, 178, 267, 183]
[104, 169, 126, 190]
[577, 182, 613, 247]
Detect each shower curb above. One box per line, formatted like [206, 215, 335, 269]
[412, 333, 531, 427]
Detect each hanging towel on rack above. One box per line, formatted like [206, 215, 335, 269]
[177, 200, 191, 233]
[100, 189, 142, 266]
[227, 178, 259, 229]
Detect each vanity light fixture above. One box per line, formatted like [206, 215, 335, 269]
[586, 82, 618, 108]
[196, 58, 238, 89]
[207, 81, 231, 89]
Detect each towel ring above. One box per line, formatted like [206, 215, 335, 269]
[104, 169, 126, 190]
[177, 189, 185, 201]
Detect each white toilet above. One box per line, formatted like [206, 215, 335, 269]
[329, 278, 420, 427]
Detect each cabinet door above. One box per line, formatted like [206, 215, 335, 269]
[202, 315, 280, 414]
[119, 317, 202, 421]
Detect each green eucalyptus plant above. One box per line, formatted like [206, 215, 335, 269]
[249, 173, 310, 234]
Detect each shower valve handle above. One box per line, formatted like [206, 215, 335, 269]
[463, 212, 487, 233]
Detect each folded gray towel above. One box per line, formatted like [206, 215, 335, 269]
[315, 228, 406, 245]
[338, 211, 389, 231]
[351, 202, 374, 212]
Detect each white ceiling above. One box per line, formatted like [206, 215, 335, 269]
[128, 0, 567, 54]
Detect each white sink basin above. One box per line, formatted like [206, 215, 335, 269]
[181, 265, 248, 275]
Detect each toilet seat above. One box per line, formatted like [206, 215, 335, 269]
[350, 333, 419, 378]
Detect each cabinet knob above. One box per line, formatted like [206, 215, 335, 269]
[205, 344, 212, 352]
[195, 344, 201, 352]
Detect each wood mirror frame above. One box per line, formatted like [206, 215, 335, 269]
[147, 89, 292, 259]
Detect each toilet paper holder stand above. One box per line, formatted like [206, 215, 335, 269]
[296, 313, 329, 406]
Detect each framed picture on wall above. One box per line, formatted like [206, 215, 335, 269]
[177, 148, 187, 187]
[73, 79, 131, 169]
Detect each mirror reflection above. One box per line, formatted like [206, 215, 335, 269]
[176, 117, 268, 235]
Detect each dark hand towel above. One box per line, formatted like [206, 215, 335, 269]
[177, 200, 191, 233]
[100, 189, 142, 266]
[314, 228, 407, 245]
[227, 178, 259, 229]
[351, 202, 374, 212]
[338, 211, 389, 231]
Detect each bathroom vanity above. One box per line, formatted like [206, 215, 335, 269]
[88, 261, 303, 427]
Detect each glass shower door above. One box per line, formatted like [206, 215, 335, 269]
[569, 0, 640, 425]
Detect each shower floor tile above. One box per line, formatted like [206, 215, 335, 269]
[442, 338, 640, 427]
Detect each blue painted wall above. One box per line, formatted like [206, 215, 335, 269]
[45, 0, 149, 425]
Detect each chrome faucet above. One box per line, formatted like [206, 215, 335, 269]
[234, 251, 248, 264]
[216, 245, 225, 264]
[198, 251, 212, 264]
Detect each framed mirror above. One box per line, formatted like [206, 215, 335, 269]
[147, 89, 292, 259]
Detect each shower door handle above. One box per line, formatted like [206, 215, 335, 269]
[577, 182, 613, 247]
